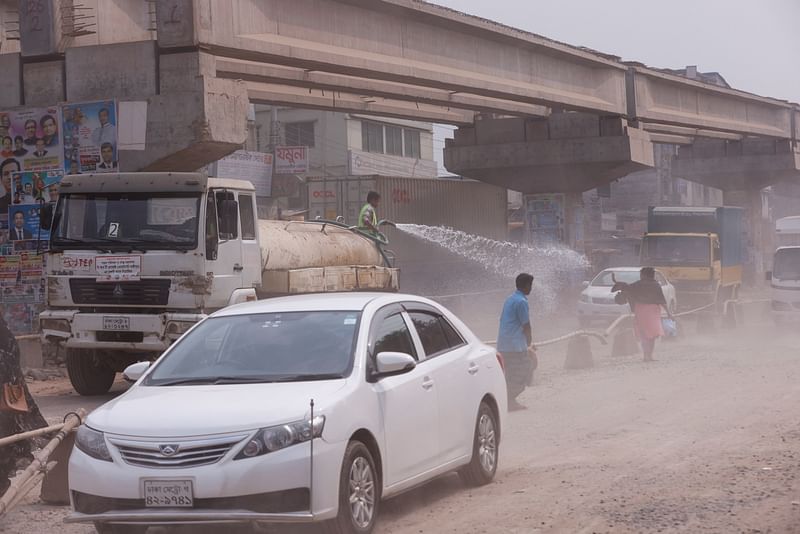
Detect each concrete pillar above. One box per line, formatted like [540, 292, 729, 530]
[723, 189, 767, 287]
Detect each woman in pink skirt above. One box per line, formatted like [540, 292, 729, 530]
[614, 267, 674, 362]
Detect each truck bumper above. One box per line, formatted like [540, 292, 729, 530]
[39, 310, 206, 354]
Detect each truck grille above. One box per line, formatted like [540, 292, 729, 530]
[110, 434, 247, 469]
[69, 279, 171, 306]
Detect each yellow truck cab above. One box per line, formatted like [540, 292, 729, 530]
[641, 207, 743, 310]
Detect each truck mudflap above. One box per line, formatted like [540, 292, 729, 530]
[262, 265, 400, 294]
[39, 310, 207, 353]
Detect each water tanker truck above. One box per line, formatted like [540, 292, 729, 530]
[640, 206, 744, 310]
[39, 172, 398, 395]
[767, 216, 800, 323]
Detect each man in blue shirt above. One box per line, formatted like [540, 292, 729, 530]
[497, 273, 534, 411]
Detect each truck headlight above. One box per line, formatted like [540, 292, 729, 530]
[235, 416, 325, 460]
[165, 321, 194, 338]
[75, 426, 113, 462]
[41, 318, 70, 333]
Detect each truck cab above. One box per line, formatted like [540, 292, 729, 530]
[40, 173, 397, 395]
[640, 207, 743, 310]
[768, 216, 800, 322]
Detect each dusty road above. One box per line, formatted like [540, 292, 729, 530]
[3, 313, 800, 534]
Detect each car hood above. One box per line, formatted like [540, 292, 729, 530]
[87, 380, 349, 438]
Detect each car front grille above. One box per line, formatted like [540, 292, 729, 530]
[109, 434, 247, 469]
[69, 278, 171, 306]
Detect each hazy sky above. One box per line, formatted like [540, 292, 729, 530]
[433, 0, 799, 103]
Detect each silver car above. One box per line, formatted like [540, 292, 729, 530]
[577, 267, 677, 327]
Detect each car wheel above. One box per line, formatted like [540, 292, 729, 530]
[94, 523, 148, 534]
[323, 441, 380, 534]
[67, 349, 115, 396]
[459, 402, 499, 487]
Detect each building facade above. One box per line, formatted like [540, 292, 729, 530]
[252, 106, 438, 179]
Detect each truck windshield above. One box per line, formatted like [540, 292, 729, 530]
[643, 236, 710, 266]
[774, 248, 800, 281]
[51, 193, 200, 250]
[145, 311, 361, 386]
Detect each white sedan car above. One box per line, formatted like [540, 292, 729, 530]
[67, 293, 507, 534]
[577, 267, 678, 326]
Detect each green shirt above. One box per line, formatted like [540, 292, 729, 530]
[359, 203, 377, 229]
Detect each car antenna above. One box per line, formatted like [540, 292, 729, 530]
[309, 398, 315, 519]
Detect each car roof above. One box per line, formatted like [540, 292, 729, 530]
[214, 292, 431, 317]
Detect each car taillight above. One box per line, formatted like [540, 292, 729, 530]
[496, 352, 506, 373]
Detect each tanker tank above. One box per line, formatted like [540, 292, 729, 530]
[257, 220, 398, 296]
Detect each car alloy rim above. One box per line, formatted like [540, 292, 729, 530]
[349, 456, 376, 528]
[478, 413, 497, 474]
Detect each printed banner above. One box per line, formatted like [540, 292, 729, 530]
[275, 146, 309, 174]
[62, 101, 118, 174]
[213, 150, 273, 197]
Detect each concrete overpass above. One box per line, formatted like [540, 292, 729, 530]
[0, 0, 797, 251]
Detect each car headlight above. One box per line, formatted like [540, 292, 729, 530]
[579, 294, 591, 303]
[75, 426, 113, 462]
[235, 416, 325, 460]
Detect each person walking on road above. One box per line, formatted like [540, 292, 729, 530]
[0, 312, 47, 495]
[614, 267, 674, 362]
[498, 273, 536, 411]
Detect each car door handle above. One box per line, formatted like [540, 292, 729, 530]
[233, 264, 244, 272]
[421, 377, 434, 390]
[468, 364, 479, 375]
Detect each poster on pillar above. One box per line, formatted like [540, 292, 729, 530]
[61, 101, 118, 174]
[0, 107, 64, 175]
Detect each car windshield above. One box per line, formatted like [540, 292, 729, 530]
[51, 193, 200, 250]
[145, 311, 362, 386]
[592, 270, 640, 287]
[642, 236, 710, 265]
[774, 248, 800, 281]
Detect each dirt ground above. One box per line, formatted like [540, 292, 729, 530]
[2, 310, 800, 534]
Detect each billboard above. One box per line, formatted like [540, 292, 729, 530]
[212, 150, 273, 197]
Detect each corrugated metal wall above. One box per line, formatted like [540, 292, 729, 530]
[307, 176, 508, 241]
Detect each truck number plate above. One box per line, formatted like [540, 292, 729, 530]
[102, 316, 130, 331]
[143, 480, 194, 508]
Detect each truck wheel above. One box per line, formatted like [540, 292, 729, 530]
[67, 349, 115, 396]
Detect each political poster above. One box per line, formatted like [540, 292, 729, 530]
[11, 170, 63, 204]
[8, 204, 47, 242]
[0, 107, 63, 174]
[62, 101, 118, 174]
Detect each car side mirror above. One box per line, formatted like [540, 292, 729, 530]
[582, 281, 590, 288]
[766, 271, 772, 282]
[40, 203, 54, 231]
[375, 352, 416, 377]
[122, 361, 151, 383]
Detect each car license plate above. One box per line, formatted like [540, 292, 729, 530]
[143, 480, 194, 508]
[102, 316, 130, 331]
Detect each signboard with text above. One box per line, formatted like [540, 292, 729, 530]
[275, 146, 308, 175]
[212, 150, 274, 196]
